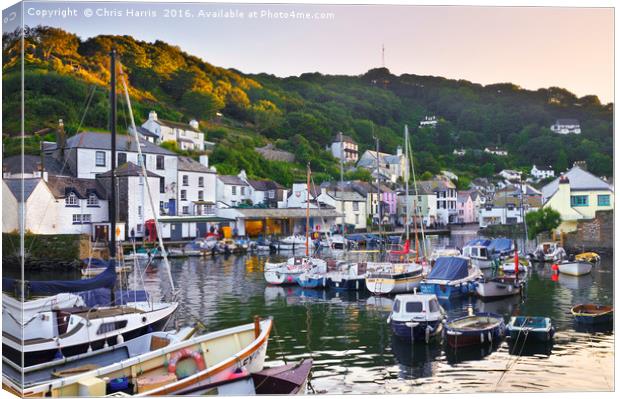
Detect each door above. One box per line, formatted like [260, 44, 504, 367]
[171, 222, 183, 241]
[94, 225, 109, 241]
[168, 199, 176, 216]
[197, 222, 208, 237]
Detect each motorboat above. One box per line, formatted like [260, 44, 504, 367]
[387, 294, 444, 343]
[419, 257, 482, 299]
[558, 260, 593, 276]
[276, 235, 308, 251]
[461, 239, 494, 269]
[529, 242, 566, 263]
[264, 257, 327, 285]
[475, 276, 524, 300]
[365, 262, 424, 295]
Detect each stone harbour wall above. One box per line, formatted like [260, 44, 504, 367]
[564, 210, 613, 254]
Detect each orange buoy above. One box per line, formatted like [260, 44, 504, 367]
[168, 348, 205, 374]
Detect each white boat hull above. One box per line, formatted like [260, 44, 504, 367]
[476, 280, 521, 299]
[558, 261, 592, 276]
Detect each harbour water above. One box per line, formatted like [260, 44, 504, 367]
[18, 232, 614, 393]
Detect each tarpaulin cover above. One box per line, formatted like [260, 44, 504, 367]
[2, 260, 116, 296]
[488, 238, 513, 255]
[79, 288, 112, 307]
[114, 290, 149, 305]
[464, 238, 491, 248]
[426, 257, 469, 280]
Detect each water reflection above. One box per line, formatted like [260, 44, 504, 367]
[391, 334, 441, 378]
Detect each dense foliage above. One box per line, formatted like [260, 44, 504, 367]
[525, 207, 562, 240]
[2, 26, 613, 186]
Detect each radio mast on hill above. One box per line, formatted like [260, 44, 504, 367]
[382, 44, 385, 68]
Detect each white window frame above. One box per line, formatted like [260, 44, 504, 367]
[95, 151, 106, 167]
[66, 192, 78, 206]
[87, 193, 98, 206]
[181, 190, 187, 201]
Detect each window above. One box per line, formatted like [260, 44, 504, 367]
[428, 299, 440, 313]
[160, 178, 165, 194]
[138, 206, 142, 218]
[87, 193, 98, 207]
[138, 154, 147, 167]
[392, 299, 401, 313]
[95, 151, 106, 167]
[405, 302, 423, 313]
[355, 214, 359, 224]
[232, 186, 237, 195]
[268, 190, 275, 199]
[182, 175, 189, 186]
[205, 204, 214, 215]
[198, 191, 204, 201]
[117, 152, 127, 165]
[181, 190, 187, 201]
[241, 187, 245, 196]
[182, 206, 189, 215]
[72, 214, 81, 224]
[598, 195, 611, 206]
[198, 177, 204, 187]
[82, 214, 91, 223]
[570, 195, 588, 207]
[137, 224, 143, 233]
[156, 155, 164, 170]
[159, 201, 164, 213]
[65, 192, 78, 206]
[353, 202, 359, 211]
[97, 320, 128, 335]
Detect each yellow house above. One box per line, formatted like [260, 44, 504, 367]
[541, 165, 613, 233]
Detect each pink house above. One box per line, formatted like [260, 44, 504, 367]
[456, 191, 476, 224]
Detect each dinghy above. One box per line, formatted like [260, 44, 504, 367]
[475, 277, 523, 300]
[10, 318, 273, 397]
[575, 252, 600, 263]
[388, 294, 444, 343]
[506, 316, 554, 342]
[558, 260, 592, 276]
[444, 312, 505, 348]
[264, 256, 327, 285]
[571, 304, 613, 324]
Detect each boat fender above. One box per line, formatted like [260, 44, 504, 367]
[386, 316, 391, 324]
[425, 325, 431, 344]
[488, 331, 492, 342]
[168, 348, 206, 375]
[117, 334, 124, 344]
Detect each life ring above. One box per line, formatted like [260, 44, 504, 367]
[168, 348, 205, 374]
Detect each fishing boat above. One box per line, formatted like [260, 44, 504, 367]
[461, 238, 494, 269]
[167, 243, 202, 257]
[444, 312, 505, 348]
[328, 261, 371, 291]
[3, 327, 194, 391]
[365, 260, 424, 295]
[475, 277, 524, 300]
[557, 260, 593, 276]
[419, 256, 481, 299]
[529, 242, 566, 263]
[387, 294, 444, 343]
[8, 318, 273, 397]
[575, 252, 601, 263]
[276, 235, 308, 251]
[506, 316, 554, 342]
[176, 358, 313, 395]
[571, 304, 613, 324]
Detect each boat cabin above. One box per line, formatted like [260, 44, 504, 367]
[390, 294, 443, 323]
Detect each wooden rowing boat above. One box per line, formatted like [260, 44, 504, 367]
[10, 318, 272, 397]
[571, 304, 613, 324]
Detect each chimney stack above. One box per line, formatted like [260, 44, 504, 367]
[57, 119, 66, 160]
[149, 110, 158, 121]
[199, 155, 209, 168]
[189, 119, 199, 130]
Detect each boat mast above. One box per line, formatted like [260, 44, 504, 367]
[306, 162, 311, 257]
[408, 130, 428, 259]
[404, 126, 410, 244]
[109, 49, 117, 260]
[339, 132, 346, 254]
[374, 133, 382, 239]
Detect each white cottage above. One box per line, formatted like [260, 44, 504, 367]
[141, 111, 206, 151]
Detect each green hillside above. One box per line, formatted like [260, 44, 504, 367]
[2, 26, 613, 185]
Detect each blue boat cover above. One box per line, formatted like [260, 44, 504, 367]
[79, 288, 112, 307]
[464, 238, 491, 248]
[114, 290, 149, 305]
[488, 238, 513, 254]
[427, 257, 469, 280]
[2, 260, 117, 296]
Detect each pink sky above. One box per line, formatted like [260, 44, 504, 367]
[16, 2, 615, 103]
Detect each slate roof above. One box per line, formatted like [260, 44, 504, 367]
[154, 118, 201, 133]
[3, 155, 41, 175]
[134, 126, 159, 139]
[457, 191, 472, 203]
[542, 165, 612, 200]
[218, 175, 249, 186]
[333, 134, 356, 144]
[48, 132, 175, 155]
[96, 162, 162, 178]
[489, 195, 542, 208]
[417, 178, 456, 192]
[554, 119, 580, 126]
[533, 164, 554, 171]
[177, 156, 213, 173]
[322, 188, 366, 202]
[46, 176, 106, 199]
[4, 178, 41, 202]
[247, 179, 283, 191]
